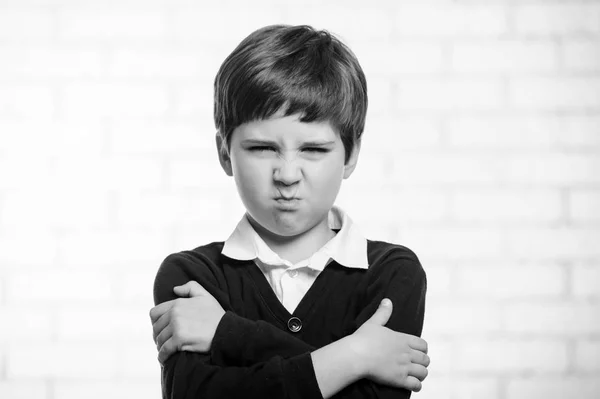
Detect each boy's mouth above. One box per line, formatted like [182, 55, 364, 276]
[275, 196, 300, 201]
[274, 197, 301, 210]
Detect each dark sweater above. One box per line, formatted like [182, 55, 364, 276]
[153, 239, 427, 399]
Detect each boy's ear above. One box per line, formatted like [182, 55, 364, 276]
[215, 133, 233, 176]
[343, 139, 361, 179]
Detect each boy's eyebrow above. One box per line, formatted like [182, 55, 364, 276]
[241, 139, 336, 146]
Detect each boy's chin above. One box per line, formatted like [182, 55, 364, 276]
[248, 211, 309, 238]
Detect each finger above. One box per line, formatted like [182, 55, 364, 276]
[410, 349, 430, 368]
[402, 375, 423, 392]
[152, 311, 171, 344]
[173, 281, 208, 298]
[149, 300, 176, 323]
[408, 336, 428, 354]
[156, 324, 173, 351]
[158, 337, 178, 365]
[364, 298, 393, 326]
[408, 363, 428, 382]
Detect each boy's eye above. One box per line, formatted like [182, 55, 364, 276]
[302, 148, 329, 153]
[249, 146, 275, 152]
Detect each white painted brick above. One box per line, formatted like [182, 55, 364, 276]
[0, 45, 106, 79]
[572, 264, 600, 298]
[446, 115, 562, 149]
[510, 77, 600, 109]
[168, 158, 234, 190]
[570, 190, 600, 223]
[341, 157, 390, 189]
[54, 381, 161, 399]
[57, 306, 150, 341]
[0, 121, 105, 157]
[0, 157, 53, 190]
[398, 227, 504, 260]
[425, 300, 503, 334]
[0, 85, 54, 119]
[563, 38, 600, 71]
[348, 42, 444, 76]
[57, 9, 167, 40]
[456, 264, 565, 298]
[110, 122, 208, 154]
[365, 77, 396, 115]
[506, 228, 600, 259]
[1, 189, 110, 230]
[505, 303, 600, 334]
[451, 189, 562, 223]
[339, 187, 447, 224]
[420, 265, 453, 298]
[364, 115, 442, 150]
[7, 344, 117, 379]
[60, 230, 171, 268]
[173, 83, 214, 118]
[116, 190, 232, 227]
[0, 158, 51, 189]
[116, 270, 156, 304]
[62, 83, 169, 118]
[507, 378, 600, 399]
[452, 40, 557, 73]
[392, 153, 504, 185]
[52, 156, 164, 190]
[505, 154, 600, 185]
[117, 345, 161, 378]
[108, 46, 212, 79]
[560, 115, 600, 147]
[284, 7, 394, 43]
[0, 9, 54, 41]
[0, 382, 47, 399]
[456, 339, 568, 373]
[173, 7, 287, 43]
[6, 270, 113, 304]
[171, 223, 237, 253]
[418, 377, 499, 399]
[0, 231, 58, 267]
[421, 338, 455, 373]
[395, 5, 508, 37]
[515, 4, 600, 35]
[0, 308, 53, 343]
[397, 78, 504, 111]
[575, 340, 600, 372]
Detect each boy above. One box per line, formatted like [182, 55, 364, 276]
[150, 24, 429, 399]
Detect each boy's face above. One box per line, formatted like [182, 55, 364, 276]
[217, 113, 360, 239]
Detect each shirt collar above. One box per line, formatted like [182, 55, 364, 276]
[222, 205, 369, 270]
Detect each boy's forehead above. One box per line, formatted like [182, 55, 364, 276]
[236, 115, 338, 142]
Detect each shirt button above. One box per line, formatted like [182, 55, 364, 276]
[287, 317, 302, 333]
[289, 269, 299, 278]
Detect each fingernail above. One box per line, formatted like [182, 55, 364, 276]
[381, 298, 391, 307]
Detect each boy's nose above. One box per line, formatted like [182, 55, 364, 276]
[273, 153, 302, 185]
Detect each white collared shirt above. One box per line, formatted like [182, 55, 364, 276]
[222, 205, 369, 313]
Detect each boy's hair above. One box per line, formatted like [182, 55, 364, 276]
[214, 24, 368, 164]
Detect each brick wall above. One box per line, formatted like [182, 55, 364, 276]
[0, 0, 599, 398]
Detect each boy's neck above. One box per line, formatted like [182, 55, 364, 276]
[248, 215, 337, 265]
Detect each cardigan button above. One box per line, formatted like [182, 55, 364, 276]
[287, 317, 302, 333]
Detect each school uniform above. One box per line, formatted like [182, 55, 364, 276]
[153, 205, 426, 399]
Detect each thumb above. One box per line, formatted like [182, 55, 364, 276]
[173, 281, 206, 298]
[364, 298, 393, 326]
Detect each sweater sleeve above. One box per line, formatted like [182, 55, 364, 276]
[153, 252, 322, 399]
[333, 252, 427, 399]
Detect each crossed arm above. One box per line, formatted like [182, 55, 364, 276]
[150, 254, 429, 399]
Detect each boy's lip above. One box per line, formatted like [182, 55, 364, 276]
[275, 196, 300, 200]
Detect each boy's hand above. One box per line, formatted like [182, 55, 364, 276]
[149, 281, 225, 364]
[350, 299, 430, 392]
